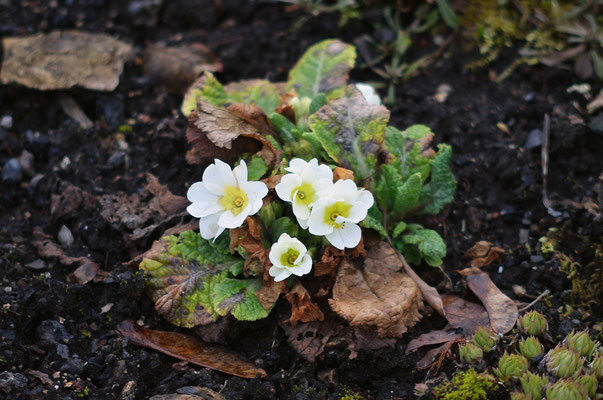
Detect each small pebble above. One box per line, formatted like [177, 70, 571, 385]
[524, 129, 542, 149]
[0, 115, 12, 128]
[59, 156, 71, 170]
[25, 259, 46, 270]
[2, 158, 23, 184]
[58, 225, 74, 247]
[18, 150, 34, 176]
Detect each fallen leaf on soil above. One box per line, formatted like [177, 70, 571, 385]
[149, 386, 226, 400]
[70, 260, 100, 285]
[261, 175, 283, 191]
[285, 281, 324, 326]
[342, 327, 396, 359]
[186, 101, 279, 166]
[333, 167, 354, 182]
[58, 94, 93, 129]
[145, 173, 189, 217]
[461, 268, 518, 334]
[416, 340, 460, 370]
[26, 370, 53, 386]
[313, 245, 344, 276]
[328, 241, 423, 337]
[99, 192, 153, 230]
[117, 320, 266, 379]
[406, 330, 463, 354]
[50, 183, 96, 220]
[442, 295, 489, 336]
[279, 320, 341, 362]
[193, 316, 234, 345]
[464, 241, 505, 268]
[1, 30, 132, 90]
[255, 278, 288, 311]
[397, 250, 446, 317]
[143, 43, 222, 94]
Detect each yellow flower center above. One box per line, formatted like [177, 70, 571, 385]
[219, 185, 249, 215]
[292, 183, 315, 206]
[323, 201, 352, 228]
[280, 249, 300, 267]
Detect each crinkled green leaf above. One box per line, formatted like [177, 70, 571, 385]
[268, 113, 299, 143]
[392, 221, 407, 238]
[375, 164, 402, 212]
[306, 85, 390, 180]
[286, 39, 356, 99]
[270, 216, 299, 242]
[393, 172, 423, 217]
[401, 228, 446, 267]
[181, 72, 281, 116]
[360, 205, 387, 237]
[246, 155, 268, 181]
[385, 125, 433, 181]
[140, 231, 268, 327]
[437, 0, 459, 29]
[420, 144, 456, 215]
[309, 93, 327, 114]
[181, 72, 228, 116]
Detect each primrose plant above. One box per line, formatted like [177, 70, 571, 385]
[140, 39, 456, 335]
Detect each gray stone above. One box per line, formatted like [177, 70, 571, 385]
[25, 259, 46, 270]
[2, 158, 22, 184]
[18, 150, 34, 176]
[0, 371, 28, 394]
[58, 225, 74, 247]
[524, 129, 542, 149]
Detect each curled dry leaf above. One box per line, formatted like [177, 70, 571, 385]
[1, 30, 132, 91]
[464, 241, 505, 268]
[313, 245, 344, 276]
[186, 101, 279, 166]
[328, 241, 423, 338]
[461, 268, 518, 334]
[285, 282, 324, 326]
[333, 167, 354, 182]
[279, 320, 341, 362]
[442, 295, 489, 336]
[143, 42, 222, 94]
[117, 320, 266, 379]
[50, 182, 97, 220]
[406, 330, 463, 354]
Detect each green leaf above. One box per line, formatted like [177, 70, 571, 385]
[224, 79, 281, 114]
[393, 172, 423, 218]
[181, 72, 228, 116]
[270, 217, 299, 242]
[437, 0, 459, 29]
[360, 205, 387, 237]
[247, 155, 268, 181]
[268, 113, 299, 143]
[375, 164, 402, 212]
[140, 231, 268, 327]
[401, 228, 446, 267]
[385, 125, 434, 181]
[591, 50, 603, 81]
[392, 221, 407, 238]
[181, 72, 281, 117]
[420, 144, 456, 215]
[306, 85, 390, 180]
[286, 39, 356, 99]
[309, 93, 327, 114]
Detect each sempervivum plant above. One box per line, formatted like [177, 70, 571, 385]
[473, 326, 499, 352]
[518, 336, 544, 359]
[459, 342, 484, 364]
[517, 311, 548, 336]
[564, 330, 599, 358]
[545, 344, 584, 379]
[590, 354, 603, 380]
[519, 372, 547, 400]
[545, 379, 589, 400]
[574, 374, 598, 399]
[494, 352, 529, 381]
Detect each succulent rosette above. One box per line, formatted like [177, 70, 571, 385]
[493, 352, 528, 380]
[517, 311, 548, 336]
[473, 326, 498, 352]
[519, 336, 544, 359]
[459, 342, 483, 364]
[519, 372, 547, 400]
[544, 344, 584, 378]
[545, 379, 589, 400]
[563, 330, 599, 358]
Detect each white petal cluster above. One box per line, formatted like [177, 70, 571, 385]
[355, 83, 381, 105]
[307, 179, 374, 250]
[187, 159, 268, 240]
[275, 158, 333, 228]
[268, 233, 313, 282]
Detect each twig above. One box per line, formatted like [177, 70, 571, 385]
[518, 289, 550, 313]
[541, 114, 551, 209]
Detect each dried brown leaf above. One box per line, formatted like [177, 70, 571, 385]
[50, 183, 96, 220]
[442, 295, 489, 336]
[117, 320, 266, 379]
[145, 174, 188, 217]
[406, 330, 463, 354]
[70, 260, 100, 285]
[314, 246, 344, 277]
[186, 101, 279, 166]
[464, 271, 518, 334]
[540, 45, 585, 67]
[149, 387, 226, 400]
[333, 167, 354, 182]
[144, 43, 222, 94]
[279, 320, 340, 362]
[328, 241, 423, 337]
[1, 30, 132, 91]
[285, 282, 324, 326]
[255, 279, 288, 311]
[464, 241, 505, 268]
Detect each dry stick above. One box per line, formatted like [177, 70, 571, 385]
[386, 236, 447, 317]
[518, 289, 551, 313]
[541, 114, 551, 209]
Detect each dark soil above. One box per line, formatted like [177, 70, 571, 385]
[1, 1, 602, 399]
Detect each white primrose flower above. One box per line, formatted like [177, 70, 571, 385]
[275, 158, 333, 228]
[268, 233, 313, 282]
[307, 179, 374, 250]
[355, 83, 381, 105]
[187, 159, 268, 241]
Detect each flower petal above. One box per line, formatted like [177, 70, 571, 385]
[307, 202, 334, 236]
[232, 160, 248, 185]
[346, 201, 370, 223]
[357, 190, 374, 208]
[340, 222, 362, 248]
[315, 163, 333, 181]
[292, 254, 312, 276]
[271, 267, 292, 282]
[218, 206, 250, 229]
[325, 228, 346, 250]
[198, 213, 224, 241]
[275, 174, 302, 202]
[244, 180, 269, 201]
[187, 201, 222, 218]
[285, 158, 307, 175]
[332, 179, 360, 202]
[292, 194, 311, 220]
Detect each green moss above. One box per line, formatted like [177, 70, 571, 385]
[435, 370, 496, 400]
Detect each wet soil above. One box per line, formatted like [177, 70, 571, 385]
[1, 1, 602, 399]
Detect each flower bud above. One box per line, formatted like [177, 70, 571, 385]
[563, 330, 598, 358]
[517, 311, 548, 336]
[544, 344, 584, 378]
[493, 352, 528, 381]
[473, 326, 498, 352]
[574, 374, 597, 398]
[589, 354, 603, 380]
[519, 372, 547, 400]
[519, 336, 544, 359]
[459, 342, 483, 364]
[545, 379, 589, 400]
